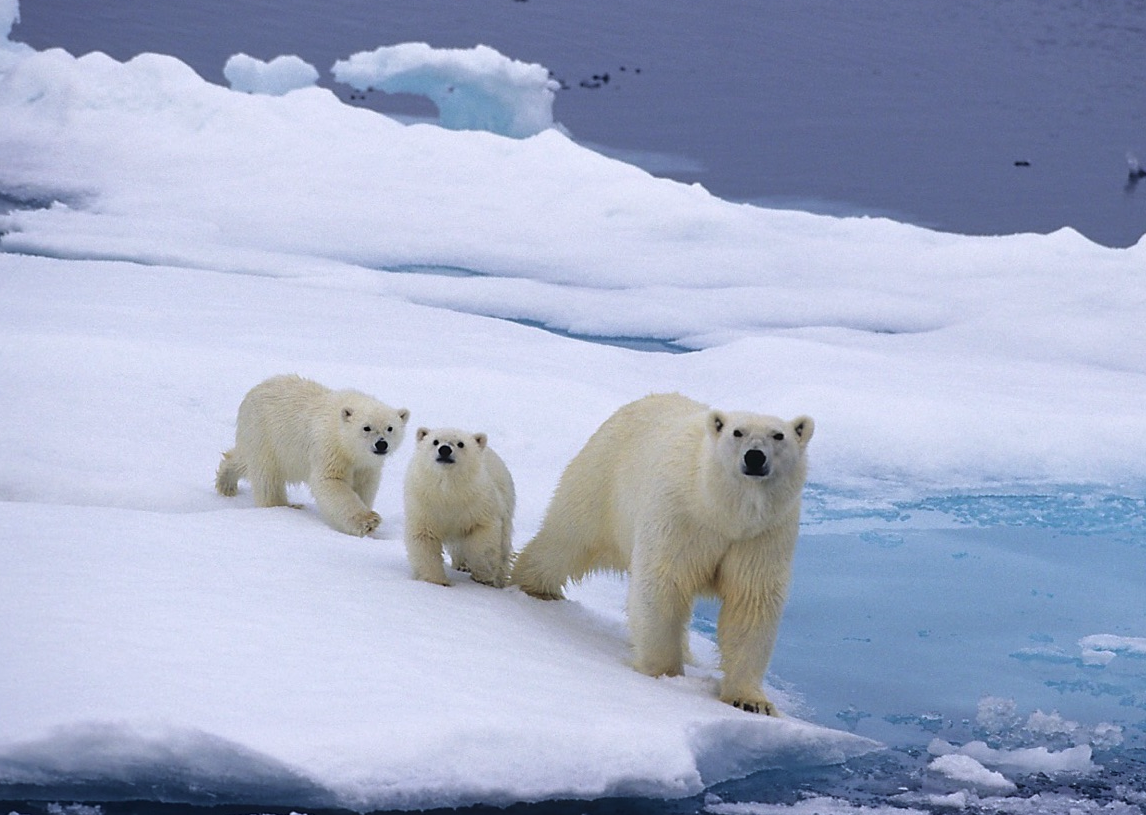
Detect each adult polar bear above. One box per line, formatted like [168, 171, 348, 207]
[512, 393, 813, 715]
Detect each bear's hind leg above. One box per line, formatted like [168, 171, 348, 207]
[459, 523, 511, 588]
[511, 526, 584, 600]
[249, 465, 290, 508]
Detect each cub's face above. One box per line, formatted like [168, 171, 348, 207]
[341, 402, 410, 462]
[415, 427, 487, 473]
[708, 410, 814, 482]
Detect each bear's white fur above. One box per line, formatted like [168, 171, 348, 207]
[215, 374, 409, 537]
[404, 427, 515, 587]
[512, 392, 813, 715]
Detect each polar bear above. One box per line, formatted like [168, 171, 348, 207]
[404, 427, 515, 587]
[512, 393, 813, 715]
[215, 374, 409, 536]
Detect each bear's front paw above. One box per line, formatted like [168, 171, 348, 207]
[349, 510, 382, 537]
[727, 695, 780, 716]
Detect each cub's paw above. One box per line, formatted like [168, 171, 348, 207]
[725, 694, 780, 717]
[348, 510, 382, 537]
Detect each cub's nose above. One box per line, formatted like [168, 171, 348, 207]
[437, 444, 454, 462]
[373, 438, 389, 455]
[743, 448, 768, 475]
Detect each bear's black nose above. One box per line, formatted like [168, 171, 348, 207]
[373, 438, 389, 455]
[437, 444, 454, 461]
[743, 449, 768, 475]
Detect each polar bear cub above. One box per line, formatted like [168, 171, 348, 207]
[215, 374, 409, 536]
[512, 393, 813, 715]
[404, 427, 515, 587]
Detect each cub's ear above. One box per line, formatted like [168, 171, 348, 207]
[416, 427, 430, 442]
[397, 408, 410, 424]
[341, 407, 354, 422]
[473, 432, 488, 449]
[791, 416, 815, 447]
[709, 411, 727, 436]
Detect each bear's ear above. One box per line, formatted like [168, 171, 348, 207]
[341, 407, 354, 422]
[791, 415, 815, 447]
[709, 411, 727, 436]
[416, 427, 430, 442]
[473, 432, 488, 449]
[397, 408, 410, 424]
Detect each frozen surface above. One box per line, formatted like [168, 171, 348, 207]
[332, 42, 557, 137]
[1, 5, 1144, 812]
[223, 52, 317, 95]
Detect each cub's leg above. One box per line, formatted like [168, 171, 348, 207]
[406, 529, 450, 586]
[311, 476, 380, 536]
[459, 522, 511, 588]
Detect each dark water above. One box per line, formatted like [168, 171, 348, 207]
[11, 0, 1146, 247]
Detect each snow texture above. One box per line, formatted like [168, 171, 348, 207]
[223, 52, 318, 95]
[332, 42, 558, 137]
[0, 2, 1144, 810]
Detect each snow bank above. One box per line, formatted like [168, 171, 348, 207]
[332, 42, 558, 137]
[1, 37, 1143, 492]
[0, 492, 875, 809]
[0, 251, 876, 808]
[223, 53, 318, 95]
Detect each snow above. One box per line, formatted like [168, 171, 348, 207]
[223, 52, 318, 95]
[332, 42, 558, 137]
[1, 2, 1144, 810]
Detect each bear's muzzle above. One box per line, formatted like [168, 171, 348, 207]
[742, 448, 771, 477]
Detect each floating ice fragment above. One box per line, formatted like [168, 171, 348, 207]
[929, 738, 1096, 776]
[223, 53, 319, 96]
[976, 696, 1020, 734]
[1025, 709, 1081, 741]
[1078, 634, 1146, 664]
[928, 752, 1017, 795]
[332, 42, 558, 138]
[704, 795, 929, 814]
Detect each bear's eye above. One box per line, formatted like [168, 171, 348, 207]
[387, 426, 393, 433]
[773, 432, 785, 441]
[732, 429, 743, 438]
[457, 441, 465, 448]
[363, 425, 372, 433]
[432, 439, 439, 446]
